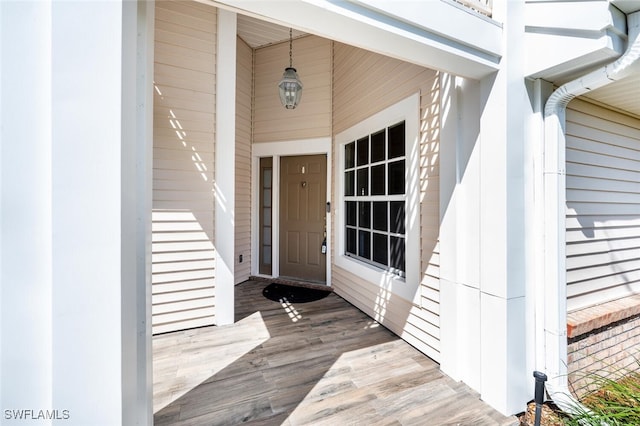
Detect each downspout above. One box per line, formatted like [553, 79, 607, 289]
[543, 10, 640, 413]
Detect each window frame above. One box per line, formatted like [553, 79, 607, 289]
[335, 94, 420, 303]
[343, 122, 407, 276]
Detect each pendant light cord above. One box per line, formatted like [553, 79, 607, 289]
[289, 28, 293, 68]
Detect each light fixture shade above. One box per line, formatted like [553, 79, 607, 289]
[278, 67, 303, 109]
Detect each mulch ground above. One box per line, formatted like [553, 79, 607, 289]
[518, 401, 565, 426]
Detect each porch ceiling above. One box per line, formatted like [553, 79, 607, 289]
[210, 0, 502, 79]
[234, 2, 640, 118]
[237, 14, 307, 49]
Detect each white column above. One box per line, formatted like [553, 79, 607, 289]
[1, 1, 153, 424]
[477, 0, 529, 415]
[215, 9, 237, 325]
[50, 1, 152, 424]
[439, 74, 482, 393]
[0, 1, 53, 419]
[136, 0, 155, 421]
[123, 0, 154, 422]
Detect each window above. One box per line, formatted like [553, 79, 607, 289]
[259, 157, 273, 275]
[343, 121, 406, 276]
[335, 94, 419, 302]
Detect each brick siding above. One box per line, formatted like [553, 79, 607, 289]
[567, 313, 640, 397]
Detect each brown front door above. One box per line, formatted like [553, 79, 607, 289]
[280, 155, 327, 283]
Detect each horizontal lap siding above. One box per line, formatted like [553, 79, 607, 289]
[566, 99, 640, 312]
[235, 37, 252, 284]
[332, 42, 441, 361]
[420, 77, 441, 353]
[152, 1, 217, 334]
[253, 36, 332, 143]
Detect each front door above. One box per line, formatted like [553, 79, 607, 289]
[279, 155, 327, 283]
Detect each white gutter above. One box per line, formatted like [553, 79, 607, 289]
[543, 9, 640, 414]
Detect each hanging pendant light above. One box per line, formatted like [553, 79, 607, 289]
[278, 28, 303, 109]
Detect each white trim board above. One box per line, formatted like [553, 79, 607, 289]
[251, 138, 332, 286]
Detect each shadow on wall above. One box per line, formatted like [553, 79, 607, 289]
[339, 75, 445, 358]
[564, 104, 640, 308]
[151, 83, 218, 334]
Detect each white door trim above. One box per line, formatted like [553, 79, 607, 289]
[251, 137, 332, 285]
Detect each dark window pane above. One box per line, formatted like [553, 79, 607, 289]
[263, 168, 272, 187]
[263, 189, 272, 207]
[388, 121, 405, 159]
[345, 142, 355, 169]
[345, 170, 354, 196]
[388, 160, 405, 195]
[390, 236, 405, 272]
[358, 201, 370, 229]
[263, 227, 272, 245]
[371, 164, 385, 195]
[372, 201, 387, 231]
[346, 201, 357, 226]
[346, 227, 356, 255]
[372, 233, 388, 266]
[358, 230, 371, 259]
[263, 208, 272, 227]
[357, 136, 369, 166]
[371, 129, 385, 162]
[357, 168, 369, 196]
[390, 201, 405, 234]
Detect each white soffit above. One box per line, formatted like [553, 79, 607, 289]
[525, 1, 640, 117]
[237, 14, 307, 48]
[208, 0, 501, 79]
[348, 0, 501, 60]
[525, 1, 627, 81]
[612, 0, 640, 14]
[585, 1, 640, 116]
[583, 72, 640, 117]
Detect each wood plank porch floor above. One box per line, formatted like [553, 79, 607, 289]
[153, 280, 518, 425]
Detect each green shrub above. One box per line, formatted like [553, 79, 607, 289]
[563, 372, 640, 425]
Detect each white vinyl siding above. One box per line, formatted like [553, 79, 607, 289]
[566, 99, 640, 312]
[253, 35, 332, 143]
[332, 42, 441, 361]
[235, 37, 252, 284]
[152, 1, 217, 334]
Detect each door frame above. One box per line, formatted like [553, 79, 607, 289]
[252, 137, 332, 285]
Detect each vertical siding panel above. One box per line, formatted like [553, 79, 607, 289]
[235, 37, 252, 284]
[152, 1, 217, 334]
[253, 36, 332, 142]
[331, 42, 441, 361]
[566, 99, 640, 312]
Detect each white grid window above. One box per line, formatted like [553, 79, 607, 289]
[334, 94, 420, 302]
[343, 121, 406, 276]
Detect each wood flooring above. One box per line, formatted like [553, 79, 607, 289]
[153, 280, 518, 425]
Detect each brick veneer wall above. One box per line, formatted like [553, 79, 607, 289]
[567, 313, 640, 397]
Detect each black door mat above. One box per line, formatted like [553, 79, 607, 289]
[262, 283, 331, 304]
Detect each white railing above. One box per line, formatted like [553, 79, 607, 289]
[455, 0, 492, 17]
